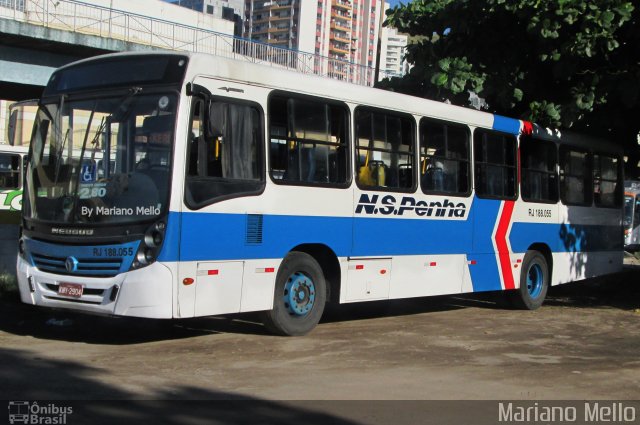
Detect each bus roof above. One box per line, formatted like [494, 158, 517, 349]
[50, 51, 619, 153]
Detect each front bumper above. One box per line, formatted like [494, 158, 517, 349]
[17, 256, 174, 318]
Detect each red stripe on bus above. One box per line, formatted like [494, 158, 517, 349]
[495, 201, 516, 290]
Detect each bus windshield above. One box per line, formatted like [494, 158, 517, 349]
[24, 91, 176, 224]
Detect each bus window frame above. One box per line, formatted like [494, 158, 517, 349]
[0, 152, 22, 190]
[419, 117, 472, 198]
[354, 105, 417, 194]
[592, 151, 623, 209]
[184, 94, 266, 210]
[267, 90, 352, 189]
[519, 137, 559, 205]
[559, 145, 593, 207]
[472, 128, 518, 201]
[634, 195, 640, 228]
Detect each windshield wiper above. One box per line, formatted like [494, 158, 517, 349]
[53, 127, 70, 184]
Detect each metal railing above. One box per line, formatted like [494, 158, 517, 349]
[0, 0, 377, 86]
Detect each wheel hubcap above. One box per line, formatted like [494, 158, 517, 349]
[527, 263, 544, 299]
[283, 272, 316, 316]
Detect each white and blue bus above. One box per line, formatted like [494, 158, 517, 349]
[17, 52, 623, 335]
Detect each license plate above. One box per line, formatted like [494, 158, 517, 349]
[58, 282, 83, 298]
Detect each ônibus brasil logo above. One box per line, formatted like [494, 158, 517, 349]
[355, 194, 467, 218]
[8, 401, 73, 424]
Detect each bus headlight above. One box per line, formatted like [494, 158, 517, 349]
[18, 237, 29, 261]
[131, 221, 166, 270]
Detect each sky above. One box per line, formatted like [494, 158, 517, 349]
[386, 0, 404, 8]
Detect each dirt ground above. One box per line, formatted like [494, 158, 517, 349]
[0, 264, 639, 424]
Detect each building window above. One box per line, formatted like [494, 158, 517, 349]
[420, 119, 470, 196]
[355, 108, 415, 191]
[473, 129, 517, 199]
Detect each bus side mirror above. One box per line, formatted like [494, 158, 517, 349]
[186, 83, 211, 100]
[7, 110, 17, 146]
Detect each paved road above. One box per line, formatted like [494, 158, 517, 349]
[1, 267, 639, 424]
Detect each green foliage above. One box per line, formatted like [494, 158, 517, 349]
[383, 0, 639, 152]
[0, 273, 17, 297]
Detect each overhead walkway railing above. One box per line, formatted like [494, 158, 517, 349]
[0, 0, 381, 86]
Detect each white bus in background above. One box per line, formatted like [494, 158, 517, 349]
[16, 52, 624, 335]
[0, 144, 28, 274]
[7, 99, 38, 148]
[623, 180, 640, 251]
[0, 99, 36, 274]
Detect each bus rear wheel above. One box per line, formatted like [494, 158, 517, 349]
[509, 250, 549, 310]
[260, 252, 327, 336]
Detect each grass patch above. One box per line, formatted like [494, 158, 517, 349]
[0, 273, 18, 296]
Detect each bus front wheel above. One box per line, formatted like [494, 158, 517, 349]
[260, 252, 327, 336]
[509, 250, 549, 310]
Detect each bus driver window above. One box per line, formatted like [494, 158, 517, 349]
[185, 97, 263, 208]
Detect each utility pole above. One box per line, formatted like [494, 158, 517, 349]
[373, 0, 385, 85]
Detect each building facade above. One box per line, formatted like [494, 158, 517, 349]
[163, 0, 244, 18]
[379, 25, 408, 80]
[243, 0, 382, 83]
[378, 2, 408, 80]
[162, 0, 244, 34]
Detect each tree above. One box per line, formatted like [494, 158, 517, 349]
[382, 0, 640, 174]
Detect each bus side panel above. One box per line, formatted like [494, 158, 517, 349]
[388, 254, 466, 299]
[469, 197, 505, 292]
[351, 188, 473, 299]
[549, 205, 622, 284]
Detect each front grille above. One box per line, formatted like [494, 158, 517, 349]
[32, 253, 123, 277]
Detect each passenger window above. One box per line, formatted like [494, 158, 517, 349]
[420, 119, 470, 195]
[185, 98, 264, 208]
[593, 153, 621, 208]
[559, 147, 591, 206]
[269, 95, 348, 186]
[0, 153, 21, 190]
[473, 129, 517, 199]
[520, 138, 558, 203]
[355, 108, 414, 191]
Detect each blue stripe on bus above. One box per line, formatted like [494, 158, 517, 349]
[159, 211, 474, 262]
[492, 115, 521, 135]
[510, 222, 623, 253]
[158, 210, 622, 265]
[468, 198, 502, 291]
[24, 200, 620, 294]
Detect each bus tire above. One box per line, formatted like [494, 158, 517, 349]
[509, 250, 549, 310]
[260, 252, 327, 336]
